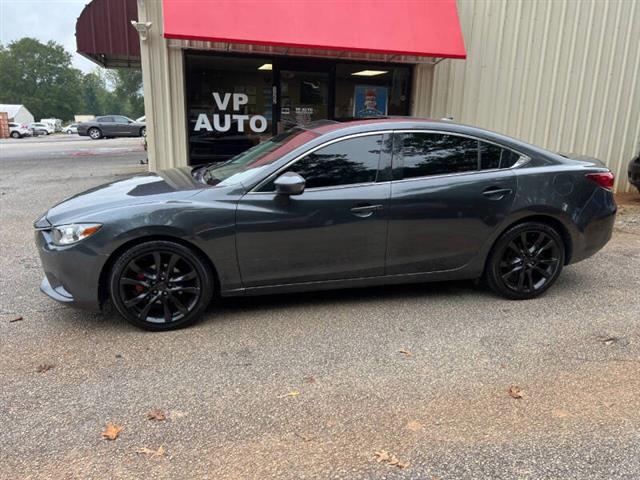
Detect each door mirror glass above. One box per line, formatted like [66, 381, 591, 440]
[274, 172, 305, 196]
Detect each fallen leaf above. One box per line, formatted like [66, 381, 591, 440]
[9, 316, 23, 323]
[303, 376, 316, 384]
[398, 349, 413, 357]
[136, 446, 165, 457]
[374, 450, 409, 469]
[406, 420, 423, 431]
[101, 422, 123, 440]
[508, 385, 524, 399]
[36, 364, 54, 373]
[147, 409, 167, 421]
[279, 390, 301, 398]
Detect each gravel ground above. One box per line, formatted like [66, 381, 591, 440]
[1, 136, 639, 479]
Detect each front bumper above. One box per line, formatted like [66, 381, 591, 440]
[34, 227, 107, 310]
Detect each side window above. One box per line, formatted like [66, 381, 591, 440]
[400, 133, 478, 179]
[113, 116, 129, 123]
[261, 134, 383, 191]
[479, 141, 521, 169]
[99, 116, 114, 123]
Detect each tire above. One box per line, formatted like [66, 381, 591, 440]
[484, 222, 565, 300]
[88, 127, 102, 140]
[10, 131, 20, 138]
[109, 240, 214, 331]
[140, 126, 146, 137]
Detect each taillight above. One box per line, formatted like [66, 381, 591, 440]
[585, 172, 614, 190]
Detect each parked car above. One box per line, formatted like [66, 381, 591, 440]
[628, 148, 640, 193]
[136, 115, 146, 123]
[8, 122, 32, 138]
[63, 124, 79, 134]
[77, 115, 146, 139]
[41, 118, 62, 132]
[29, 122, 54, 135]
[34, 118, 616, 331]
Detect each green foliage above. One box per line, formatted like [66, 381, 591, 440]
[0, 38, 144, 122]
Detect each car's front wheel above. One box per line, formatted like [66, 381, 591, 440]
[10, 131, 20, 138]
[140, 126, 146, 137]
[485, 222, 565, 300]
[109, 241, 214, 331]
[88, 127, 102, 140]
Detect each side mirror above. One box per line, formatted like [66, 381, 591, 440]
[274, 172, 305, 196]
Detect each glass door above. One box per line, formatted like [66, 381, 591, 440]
[278, 70, 330, 132]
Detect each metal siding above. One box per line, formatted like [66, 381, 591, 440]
[428, 0, 640, 192]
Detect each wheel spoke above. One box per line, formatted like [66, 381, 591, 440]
[533, 265, 551, 278]
[170, 286, 200, 294]
[166, 254, 180, 277]
[121, 278, 149, 288]
[169, 294, 189, 316]
[171, 271, 197, 283]
[538, 257, 558, 264]
[125, 292, 150, 307]
[152, 252, 162, 275]
[520, 233, 529, 251]
[517, 269, 525, 290]
[527, 269, 534, 291]
[138, 293, 160, 320]
[161, 297, 172, 322]
[501, 265, 522, 280]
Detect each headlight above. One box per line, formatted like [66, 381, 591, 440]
[52, 223, 102, 245]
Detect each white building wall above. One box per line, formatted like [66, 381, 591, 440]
[416, 0, 640, 193]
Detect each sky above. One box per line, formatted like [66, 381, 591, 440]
[0, 0, 97, 73]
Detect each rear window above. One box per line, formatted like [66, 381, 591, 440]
[399, 132, 478, 179]
[479, 142, 521, 169]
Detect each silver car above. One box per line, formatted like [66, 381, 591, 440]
[77, 115, 146, 139]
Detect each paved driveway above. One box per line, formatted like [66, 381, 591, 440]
[1, 139, 639, 479]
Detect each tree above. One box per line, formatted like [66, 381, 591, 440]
[0, 38, 83, 121]
[105, 68, 144, 118]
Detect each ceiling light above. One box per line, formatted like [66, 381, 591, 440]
[258, 63, 273, 71]
[351, 70, 388, 77]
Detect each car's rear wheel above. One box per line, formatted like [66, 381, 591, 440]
[140, 126, 146, 137]
[109, 241, 214, 331]
[88, 127, 102, 139]
[485, 222, 565, 300]
[10, 131, 20, 138]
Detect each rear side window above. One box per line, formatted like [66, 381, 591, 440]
[261, 134, 383, 191]
[98, 116, 114, 123]
[479, 141, 521, 169]
[399, 133, 478, 179]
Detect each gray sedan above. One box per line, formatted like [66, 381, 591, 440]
[34, 118, 616, 331]
[77, 115, 146, 139]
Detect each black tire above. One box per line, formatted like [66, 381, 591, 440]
[10, 131, 20, 138]
[88, 127, 102, 140]
[485, 222, 565, 300]
[109, 240, 214, 331]
[140, 126, 146, 137]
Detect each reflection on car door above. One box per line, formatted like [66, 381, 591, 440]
[386, 132, 518, 274]
[98, 116, 116, 135]
[235, 134, 392, 287]
[112, 116, 132, 136]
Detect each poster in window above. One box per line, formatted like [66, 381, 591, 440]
[354, 85, 388, 118]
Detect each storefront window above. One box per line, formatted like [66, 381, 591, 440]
[185, 54, 274, 165]
[334, 64, 410, 120]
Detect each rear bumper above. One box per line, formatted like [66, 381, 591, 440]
[35, 228, 106, 310]
[569, 187, 617, 264]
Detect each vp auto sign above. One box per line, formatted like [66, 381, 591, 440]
[194, 93, 268, 133]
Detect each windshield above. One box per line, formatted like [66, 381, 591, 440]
[199, 128, 319, 186]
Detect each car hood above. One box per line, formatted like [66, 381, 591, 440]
[43, 167, 206, 225]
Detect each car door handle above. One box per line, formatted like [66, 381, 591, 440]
[482, 187, 513, 199]
[350, 204, 383, 217]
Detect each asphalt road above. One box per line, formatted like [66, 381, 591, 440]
[1, 136, 640, 479]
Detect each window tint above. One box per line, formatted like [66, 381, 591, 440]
[113, 116, 130, 123]
[479, 141, 521, 169]
[98, 116, 114, 123]
[261, 134, 382, 191]
[400, 133, 478, 179]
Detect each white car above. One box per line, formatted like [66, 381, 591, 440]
[135, 115, 145, 123]
[29, 122, 54, 135]
[63, 124, 79, 134]
[8, 122, 32, 138]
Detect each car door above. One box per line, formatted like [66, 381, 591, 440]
[235, 133, 392, 287]
[386, 131, 519, 274]
[97, 116, 116, 135]
[110, 116, 130, 135]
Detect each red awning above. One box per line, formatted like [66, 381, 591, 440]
[162, 0, 466, 60]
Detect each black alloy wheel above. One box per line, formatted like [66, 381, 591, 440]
[485, 222, 564, 299]
[110, 241, 213, 330]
